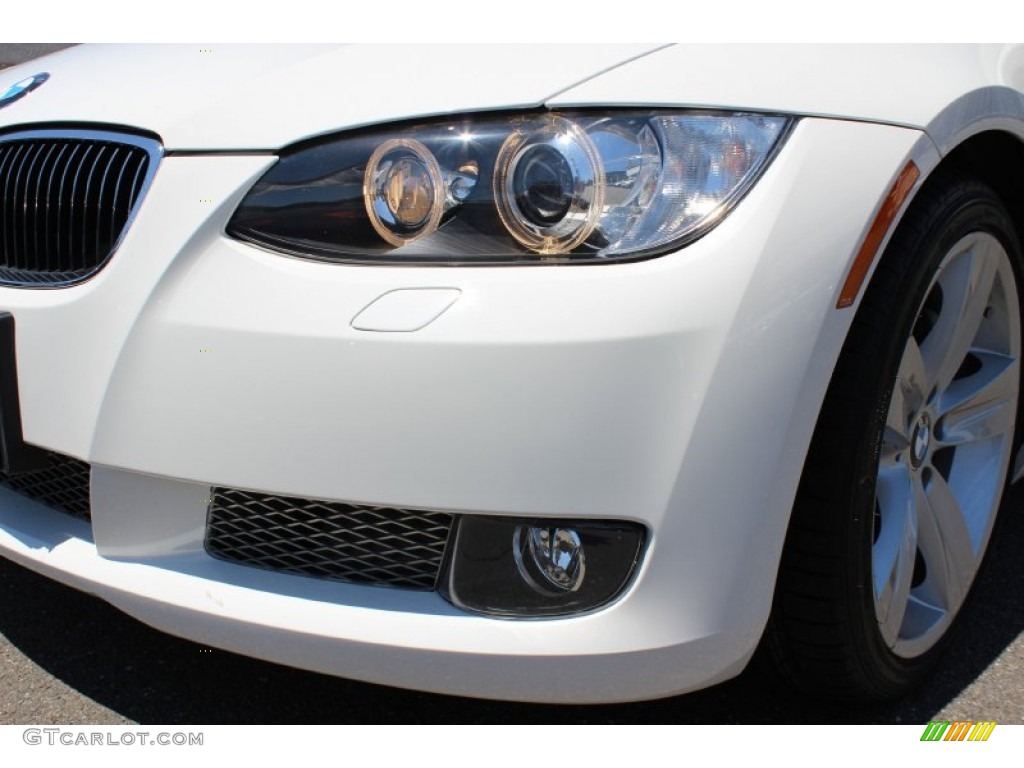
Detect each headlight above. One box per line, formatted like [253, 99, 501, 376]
[228, 111, 792, 265]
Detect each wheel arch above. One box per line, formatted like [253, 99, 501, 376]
[916, 83, 1024, 263]
[934, 130, 1024, 267]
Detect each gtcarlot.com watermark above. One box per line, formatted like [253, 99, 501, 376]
[23, 729, 203, 747]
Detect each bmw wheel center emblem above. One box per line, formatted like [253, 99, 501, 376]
[0, 72, 49, 110]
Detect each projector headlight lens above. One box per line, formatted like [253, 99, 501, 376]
[494, 116, 604, 255]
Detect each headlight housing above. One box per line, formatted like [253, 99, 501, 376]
[228, 111, 791, 265]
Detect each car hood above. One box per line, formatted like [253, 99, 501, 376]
[550, 44, 1023, 140]
[1, 44, 1020, 151]
[0, 44, 667, 150]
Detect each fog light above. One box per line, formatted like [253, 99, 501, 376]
[440, 516, 645, 617]
[514, 525, 586, 594]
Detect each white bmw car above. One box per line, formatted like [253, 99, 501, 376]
[0, 43, 1021, 704]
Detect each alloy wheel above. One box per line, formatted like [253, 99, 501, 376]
[873, 231, 1020, 657]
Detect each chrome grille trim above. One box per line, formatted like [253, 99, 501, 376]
[0, 450, 91, 521]
[205, 487, 455, 590]
[0, 129, 161, 287]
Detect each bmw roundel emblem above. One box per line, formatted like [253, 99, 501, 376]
[0, 72, 49, 110]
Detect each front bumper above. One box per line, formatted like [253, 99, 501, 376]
[0, 117, 923, 703]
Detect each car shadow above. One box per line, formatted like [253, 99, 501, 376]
[1, 485, 1022, 725]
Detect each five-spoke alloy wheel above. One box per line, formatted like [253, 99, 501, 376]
[874, 231, 1019, 658]
[765, 176, 1022, 700]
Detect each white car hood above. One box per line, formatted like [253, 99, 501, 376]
[0, 44, 666, 150]
[1, 44, 1021, 151]
[551, 44, 1023, 137]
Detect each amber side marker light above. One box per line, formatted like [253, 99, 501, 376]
[837, 160, 920, 309]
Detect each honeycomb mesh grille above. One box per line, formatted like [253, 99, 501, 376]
[205, 487, 454, 590]
[0, 451, 91, 521]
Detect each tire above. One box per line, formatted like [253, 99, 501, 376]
[763, 174, 1022, 700]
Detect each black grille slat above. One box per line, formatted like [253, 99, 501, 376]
[0, 148, 12, 267]
[17, 144, 37, 270]
[3, 145, 27, 269]
[37, 145, 59, 268]
[56, 143, 77, 272]
[8, 145, 24, 269]
[127, 154, 147, 214]
[106, 150, 131, 259]
[94, 147, 119, 259]
[0, 134, 155, 286]
[66, 144, 91, 274]
[31, 144, 57, 269]
[79, 146, 105, 269]
[26, 143, 50, 270]
[0, 450, 91, 521]
[19, 144, 43, 271]
[42, 143, 69, 272]
[206, 488, 455, 590]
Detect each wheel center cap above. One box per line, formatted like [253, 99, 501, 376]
[911, 414, 931, 468]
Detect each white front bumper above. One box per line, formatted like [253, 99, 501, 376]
[0, 117, 924, 703]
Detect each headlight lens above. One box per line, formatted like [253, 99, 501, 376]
[494, 116, 605, 255]
[228, 111, 791, 265]
[364, 137, 445, 245]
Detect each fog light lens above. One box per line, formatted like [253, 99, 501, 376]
[514, 525, 586, 594]
[440, 516, 645, 617]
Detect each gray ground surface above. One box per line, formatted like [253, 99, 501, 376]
[0, 44, 73, 69]
[0, 43, 1022, 725]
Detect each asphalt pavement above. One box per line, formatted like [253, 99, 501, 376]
[0, 43, 1022, 725]
[0, 44, 73, 69]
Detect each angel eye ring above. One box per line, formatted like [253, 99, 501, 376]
[364, 137, 445, 247]
[494, 116, 605, 256]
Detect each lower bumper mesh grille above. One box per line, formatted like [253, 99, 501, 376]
[0, 451, 91, 521]
[205, 487, 454, 590]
